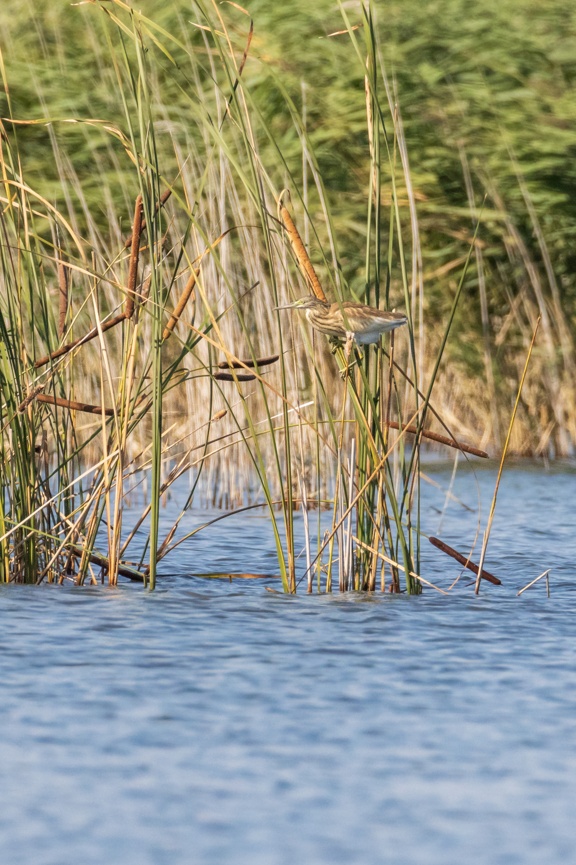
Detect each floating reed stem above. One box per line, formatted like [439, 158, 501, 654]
[429, 536, 502, 585]
[66, 544, 145, 581]
[34, 312, 127, 368]
[181, 572, 274, 580]
[278, 191, 327, 301]
[354, 537, 449, 594]
[384, 420, 488, 458]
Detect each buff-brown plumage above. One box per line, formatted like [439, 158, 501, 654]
[275, 296, 407, 345]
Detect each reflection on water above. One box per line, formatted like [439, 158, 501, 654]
[0, 464, 575, 865]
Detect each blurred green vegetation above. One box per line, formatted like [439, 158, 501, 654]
[3, 0, 576, 292]
[1, 0, 575, 452]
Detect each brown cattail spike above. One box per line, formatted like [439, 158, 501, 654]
[217, 354, 279, 370]
[278, 191, 327, 302]
[213, 372, 257, 382]
[162, 268, 199, 340]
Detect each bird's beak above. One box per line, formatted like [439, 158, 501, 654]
[273, 301, 298, 310]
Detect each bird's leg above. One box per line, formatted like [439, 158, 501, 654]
[339, 331, 355, 378]
[344, 331, 355, 362]
[338, 334, 363, 379]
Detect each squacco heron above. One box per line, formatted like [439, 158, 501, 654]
[274, 295, 407, 346]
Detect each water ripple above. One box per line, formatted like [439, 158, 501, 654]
[1, 465, 575, 865]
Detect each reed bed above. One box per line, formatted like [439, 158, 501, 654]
[0, 0, 570, 590]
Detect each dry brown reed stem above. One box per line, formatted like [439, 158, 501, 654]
[278, 193, 327, 301]
[32, 394, 114, 416]
[217, 354, 279, 369]
[122, 188, 172, 249]
[57, 256, 68, 336]
[429, 536, 502, 586]
[125, 194, 144, 319]
[34, 312, 127, 369]
[162, 267, 199, 339]
[384, 420, 489, 459]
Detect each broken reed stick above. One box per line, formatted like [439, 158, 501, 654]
[57, 256, 69, 337]
[34, 312, 127, 369]
[384, 420, 489, 459]
[517, 569, 551, 597]
[429, 536, 502, 585]
[35, 394, 114, 416]
[278, 191, 327, 302]
[162, 267, 199, 339]
[124, 194, 144, 319]
[122, 188, 172, 248]
[217, 354, 279, 369]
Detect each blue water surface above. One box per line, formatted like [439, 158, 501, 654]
[1, 463, 575, 865]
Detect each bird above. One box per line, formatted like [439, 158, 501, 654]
[274, 295, 408, 346]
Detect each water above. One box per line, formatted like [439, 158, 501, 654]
[1, 463, 575, 865]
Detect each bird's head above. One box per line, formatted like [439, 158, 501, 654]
[273, 295, 328, 311]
